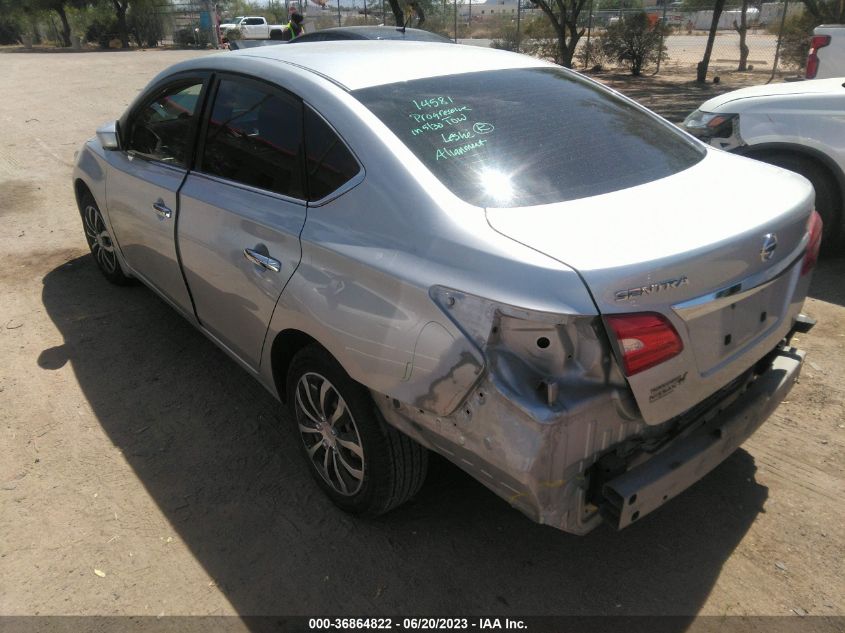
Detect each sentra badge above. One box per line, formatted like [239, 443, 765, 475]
[615, 276, 689, 302]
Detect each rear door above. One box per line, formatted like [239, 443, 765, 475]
[177, 74, 308, 369]
[104, 75, 208, 314]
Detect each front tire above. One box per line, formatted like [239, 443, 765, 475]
[287, 345, 428, 515]
[79, 191, 132, 285]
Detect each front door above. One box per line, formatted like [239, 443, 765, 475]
[177, 75, 308, 368]
[104, 78, 206, 314]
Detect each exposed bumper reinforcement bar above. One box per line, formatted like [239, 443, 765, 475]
[602, 346, 805, 530]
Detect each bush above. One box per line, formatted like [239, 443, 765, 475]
[772, 13, 818, 71]
[174, 27, 204, 47]
[491, 26, 521, 52]
[601, 12, 667, 75]
[0, 18, 22, 45]
[574, 37, 612, 70]
[520, 17, 562, 65]
[85, 18, 119, 49]
[128, 3, 164, 47]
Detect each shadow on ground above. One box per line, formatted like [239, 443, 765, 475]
[597, 74, 725, 122]
[809, 255, 845, 307]
[41, 255, 769, 620]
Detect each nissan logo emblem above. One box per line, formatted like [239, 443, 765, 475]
[761, 233, 778, 261]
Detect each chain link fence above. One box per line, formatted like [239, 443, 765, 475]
[300, 0, 805, 76]
[154, 0, 808, 77]
[586, 1, 804, 74]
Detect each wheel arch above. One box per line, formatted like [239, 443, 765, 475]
[74, 178, 93, 211]
[270, 328, 324, 403]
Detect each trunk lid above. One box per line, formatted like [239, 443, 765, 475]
[486, 150, 814, 424]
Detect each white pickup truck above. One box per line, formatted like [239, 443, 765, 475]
[220, 16, 287, 40]
[806, 24, 845, 79]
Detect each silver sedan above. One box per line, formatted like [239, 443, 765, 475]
[72, 41, 821, 534]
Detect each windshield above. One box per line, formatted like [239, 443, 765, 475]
[352, 67, 705, 208]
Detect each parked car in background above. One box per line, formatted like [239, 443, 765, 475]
[684, 77, 844, 248]
[806, 25, 845, 79]
[220, 16, 287, 40]
[74, 42, 819, 535]
[227, 26, 452, 50]
[289, 25, 453, 43]
[227, 39, 284, 50]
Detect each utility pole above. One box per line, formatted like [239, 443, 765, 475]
[654, 0, 667, 74]
[584, 0, 593, 68]
[468, 0, 471, 38]
[768, 0, 790, 83]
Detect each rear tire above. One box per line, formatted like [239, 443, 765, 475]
[754, 152, 841, 249]
[286, 345, 428, 516]
[270, 29, 284, 40]
[79, 191, 132, 285]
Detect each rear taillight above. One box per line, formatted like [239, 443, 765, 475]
[806, 35, 831, 79]
[802, 210, 823, 275]
[606, 312, 684, 376]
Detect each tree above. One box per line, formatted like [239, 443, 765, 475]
[17, 0, 93, 46]
[528, 0, 590, 67]
[695, 0, 725, 82]
[602, 12, 667, 75]
[802, 0, 845, 23]
[110, 0, 129, 48]
[733, 0, 749, 71]
[127, 0, 163, 47]
[385, 0, 404, 25]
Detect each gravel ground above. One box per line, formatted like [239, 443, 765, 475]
[1, 49, 843, 620]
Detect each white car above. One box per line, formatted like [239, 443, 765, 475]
[220, 16, 287, 40]
[684, 78, 845, 247]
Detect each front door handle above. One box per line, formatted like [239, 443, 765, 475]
[152, 201, 172, 219]
[244, 248, 281, 273]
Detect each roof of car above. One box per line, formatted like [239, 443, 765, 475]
[292, 25, 453, 43]
[228, 41, 550, 91]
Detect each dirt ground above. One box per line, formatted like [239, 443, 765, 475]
[1, 49, 844, 620]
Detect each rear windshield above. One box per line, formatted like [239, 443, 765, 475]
[352, 67, 704, 208]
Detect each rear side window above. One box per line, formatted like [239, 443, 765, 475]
[352, 68, 704, 208]
[200, 78, 305, 199]
[304, 107, 360, 201]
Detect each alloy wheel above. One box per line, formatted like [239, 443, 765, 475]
[294, 372, 365, 496]
[83, 204, 118, 274]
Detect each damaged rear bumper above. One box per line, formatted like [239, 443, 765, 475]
[601, 346, 804, 529]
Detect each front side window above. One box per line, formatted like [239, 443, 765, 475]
[353, 68, 705, 208]
[127, 82, 203, 165]
[200, 78, 305, 199]
[304, 107, 360, 201]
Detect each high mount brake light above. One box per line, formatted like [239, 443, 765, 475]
[606, 312, 684, 376]
[805, 35, 831, 79]
[802, 210, 823, 275]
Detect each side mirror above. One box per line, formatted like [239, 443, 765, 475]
[96, 121, 120, 151]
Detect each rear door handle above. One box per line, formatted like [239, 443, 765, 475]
[244, 248, 281, 273]
[152, 201, 172, 219]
